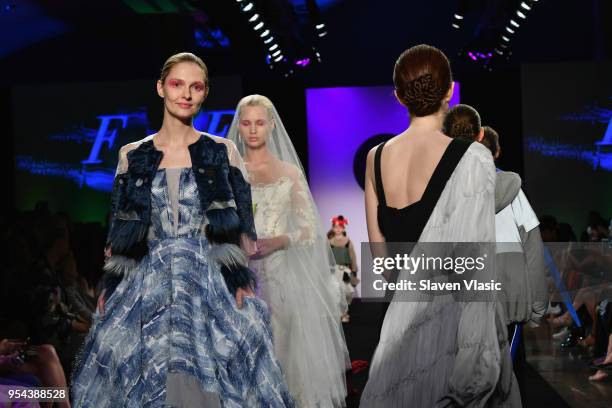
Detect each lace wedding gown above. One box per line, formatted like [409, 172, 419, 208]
[248, 165, 350, 407]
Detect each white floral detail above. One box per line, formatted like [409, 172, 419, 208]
[251, 175, 316, 247]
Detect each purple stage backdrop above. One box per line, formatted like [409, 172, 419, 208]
[306, 85, 460, 296]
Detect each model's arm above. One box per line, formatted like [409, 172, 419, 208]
[98, 146, 131, 306]
[225, 139, 257, 255]
[522, 226, 549, 325]
[365, 147, 385, 243]
[364, 147, 389, 283]
[285, 170, 317, 246]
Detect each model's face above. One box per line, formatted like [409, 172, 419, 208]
[157, 62, 208, 120]
[238, 105, 274, 149]
[332, 224, 344, 236]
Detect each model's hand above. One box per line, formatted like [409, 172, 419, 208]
[97, 289, 106, 317]
[255, 236, 289, 258]
[240, 234, 258, 257]
[235, 286, 256, 309]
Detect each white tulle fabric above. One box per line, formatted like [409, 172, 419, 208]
[361, 142, 521, 408]
[227, 103, 350, 407]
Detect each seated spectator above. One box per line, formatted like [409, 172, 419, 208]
[0, 338, 70, 408]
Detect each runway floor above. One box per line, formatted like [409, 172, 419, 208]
[525, 324, 612, 408]
[342, 300, 612, 407]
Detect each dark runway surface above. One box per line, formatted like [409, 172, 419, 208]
[342, 300, 609, 407]
[525, 324, 612, 408]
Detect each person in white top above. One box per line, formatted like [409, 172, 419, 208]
[480, 125, 548, 328]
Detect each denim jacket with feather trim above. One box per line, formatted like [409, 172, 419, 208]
[101, 133, 257, 296]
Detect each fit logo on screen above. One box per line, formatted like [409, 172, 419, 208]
[82, 110, 236, 165]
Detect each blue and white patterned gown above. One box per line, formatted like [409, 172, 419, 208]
[71, 167, 294, 408]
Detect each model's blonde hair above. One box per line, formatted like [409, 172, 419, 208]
[160, 52, 209, 86]
[237, 94, 274, 119]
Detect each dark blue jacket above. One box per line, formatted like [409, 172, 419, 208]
[102, 134, 257, 298]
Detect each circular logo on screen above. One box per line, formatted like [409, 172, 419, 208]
[353, 133, 395, 190]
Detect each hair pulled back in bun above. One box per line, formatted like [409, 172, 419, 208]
[442, 104, 482, 141]
[393, 44, 453, 117]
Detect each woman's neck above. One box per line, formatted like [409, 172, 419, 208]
[408, 109, 445, 134]
[156, 114, 199, 147]
[245, 145, 274, 165]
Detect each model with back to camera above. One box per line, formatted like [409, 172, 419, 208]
[360, 45, 521, 407]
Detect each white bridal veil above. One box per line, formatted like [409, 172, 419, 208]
[227, 96, 350, 407]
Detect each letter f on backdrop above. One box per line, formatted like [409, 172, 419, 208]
[83, 115, 129, 165]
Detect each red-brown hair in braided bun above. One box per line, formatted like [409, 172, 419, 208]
[393, 44, 453, 117]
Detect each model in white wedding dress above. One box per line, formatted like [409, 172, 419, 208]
[227, 95, 350, 407]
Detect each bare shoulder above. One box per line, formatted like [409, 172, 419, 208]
[366, 145, 378, 164]
[366, 141, 386, 166]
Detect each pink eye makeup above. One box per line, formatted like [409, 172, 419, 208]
[168, 79, 183, 88]
[191, 82, 205, 92]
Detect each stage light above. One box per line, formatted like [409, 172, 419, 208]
[274, 54, 283, 62]
[520, 2, 531, 11]
[502, 35, 510, 42]
[318, 31, 327, 37]
[264, 36, 274, 44]
[495, 48, 503, 55]
[242, 2, 253, 12]
[254, 22, 264, 30]
[510, 19, 520, 28]
[316, 23, 325, 30]
[452, 23, 460, 29]
[500, 42, 508, 48]
[506, 26, 515, 34]
[517, 10, 527, 19]
[249, 13, 259, 22]
[454, 14, 464, 20]
[272, 50, 281, 57]
[269, 43, 278, 51]
[260, 29, 270, 37]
